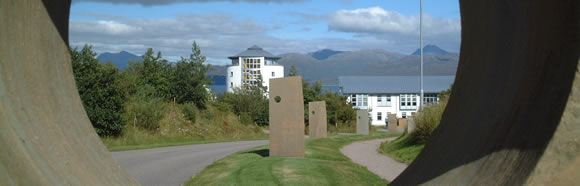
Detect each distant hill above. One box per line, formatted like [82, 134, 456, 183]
[307, 49, 344, 60]
[277, 49, 458, 84]
[206, 65, 228, 76]
[97, 51, 142, 70]
[207, 49, 459, 85]
[411, 45, 450, 56]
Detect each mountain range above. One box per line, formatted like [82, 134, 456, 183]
[101, 45, 458, 85]
[411, 44, 450, 56]
[208, 45, 458, 84]
[97, 51, 142, 70]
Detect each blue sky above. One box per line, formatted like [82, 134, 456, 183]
[70, 0, 461, 65]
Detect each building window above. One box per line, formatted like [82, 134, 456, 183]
[351, 94, 356, 106]
[230, 82, 233, 87]
[272, 72, 275, 77]
[352, 94, 367, 107]
[402, 112, 407, 118]
[377, 112, 382, 121]
[424, 93, 439, 105]
[377, 95, 392, 107]
[230, 72, 233, 77]
[400, 94, 418, 110]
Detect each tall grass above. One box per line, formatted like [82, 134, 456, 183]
[409, 98, 448, 144]
[378, 94, 449, 164]
[102, 102, 267, 151]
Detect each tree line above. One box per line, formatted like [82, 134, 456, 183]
[71, 43, 356, 137]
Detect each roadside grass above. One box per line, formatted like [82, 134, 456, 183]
[187, 132, 400, 186]
[378, 94, 449, 164]
[378, 133, 424, 164]
[102, 103, 268, 152]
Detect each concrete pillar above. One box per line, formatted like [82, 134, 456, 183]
[407, 118, 416, 133]
[269, 76, 304, 157]
[308, 101, 327, 138]
[356, 110, 369, 135]
[398, 119, 408, 129]
[388, 114, 398, 132]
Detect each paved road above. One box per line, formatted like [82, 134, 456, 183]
[341, 138, 408, 182]
[112, 140, 269, 186]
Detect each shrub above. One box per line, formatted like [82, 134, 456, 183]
[124, 85, 166, 130]
[217, 86, 268, 126]
[409, 96, 448, 144]
[181, 103, 198, 123]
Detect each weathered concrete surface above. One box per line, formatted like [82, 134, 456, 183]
[391, 0, 580, 185]
[0, 0, 138, 185]
[356, 110, 369, 135]
[269, 76, 305, 157]
[308, 101, 327, 138]
[387, 114, 398, 132]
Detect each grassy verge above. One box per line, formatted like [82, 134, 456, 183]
[187, 133, 400, 186]
[102, 103, 268, 151]
[378, 133, 424, 164]
[378, 93, 449, 164]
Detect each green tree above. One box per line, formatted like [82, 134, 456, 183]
[288, 64, 298, 76]
[218, 77, 269, 126]
[137, 48, 173, 99]
[70, 45, 125, 136]
[173, 42, 213, 108]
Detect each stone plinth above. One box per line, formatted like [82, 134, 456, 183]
[398, 118, 408, 129]
[407, 118, 416, 133]
[269, 76, 305, 157]
[308, 101, 327, 138]
[388, 114, 398, 132]
[356, 110, 369, 135]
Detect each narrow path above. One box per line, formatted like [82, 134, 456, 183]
[112, 140, 268, 186]
[340, 137, 408, 182]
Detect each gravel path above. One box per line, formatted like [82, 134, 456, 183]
[341, 138, 408, 182]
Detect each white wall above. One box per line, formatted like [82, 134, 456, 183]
[262, 65, 284, 92]
[226, 56, 284, 93]
[349, 94, 421, 126]
[226, 57, 241, 93]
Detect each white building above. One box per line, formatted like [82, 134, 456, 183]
[339, 76, 455, 126]
[226, 45, 284, 93]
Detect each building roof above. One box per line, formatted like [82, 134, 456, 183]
[339, 76, 455, 94]
[228, 45, 281, 59]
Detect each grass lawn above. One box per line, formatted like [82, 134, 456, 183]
[378, 134, 424, 164]
[187, 133, 400, 186]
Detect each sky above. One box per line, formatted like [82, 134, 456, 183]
[69, 0, 461, 65]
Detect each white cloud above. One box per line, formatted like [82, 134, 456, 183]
[328, 6, 460, 36]
[69, 13, 267, 63]
[70, 20, 142, 35]
[69, 9, 461, 66]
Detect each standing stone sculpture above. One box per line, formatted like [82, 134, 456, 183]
[308, 101, 327, 138]
[388, 114, 398, 132]
[269, 76, 305, 157]
[407, 118, 416, 133]
[398, 118, 408, 130]
[356, 110, 369, 135]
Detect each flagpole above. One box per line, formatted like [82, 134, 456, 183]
[420, 0, 424, 111]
